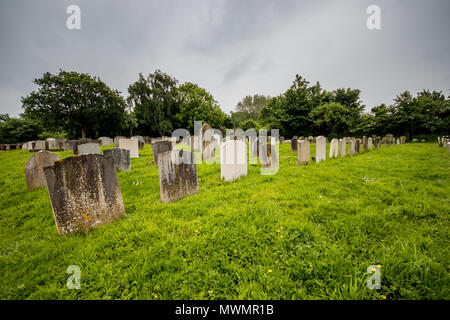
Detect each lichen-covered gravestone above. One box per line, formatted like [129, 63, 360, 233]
[77, 143, 101, 155]
[119, 138, 139, 158]
[25, 151, 60, 190]
[152, 139, 174, 166]
[103, 148, 131, 171]
[157, 150, 198, 203]
[43, 154, 125, 235]
[349, 140, 356, 156]
[297, 139, 310, 165]
[316, 136, 326, 162]
[220, 140, 247, 182]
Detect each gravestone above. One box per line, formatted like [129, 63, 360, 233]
[64, 140, 77, 151]
[220, 140, 247, 181]
[46, 138, 56, 150]
[329, 138, 339, 158]
[315, 136, 326, 162]
[99, 137, 114, 146]
[114, 136, 127, 147]
[132, 136, 144, 143]
[400, 136, 406, 144]
[152, 139, 174, 165]
[35, 140, 46, 151]
[368, 137, 373, 150]
[349, 140, 355, 156]
[297, 139, 310, 165]
[291, 136, 298, 152]
[103, 148, 131, 171]
[157, 150, 198, 203]
[44, 154, 125, 235]
[362, 136, 368, 151]
[25, 151, 60, 190]
[338, 138, 346, 158]
[355, 139, 361, 153]
[77, 143, 101, 155]
[119, 138, 139, 158]
[202, 123, 214, 161]
[133, 138, 145, 150]
[249, 135, 258, 158]
[259, 138, 278, 172]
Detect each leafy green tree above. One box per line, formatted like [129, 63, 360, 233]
[239, 119, 260, 132]
[128, 70, 179, 136]
[309, 102, 351, 137]
[22, 70, 127, 139]
[176, 82, 227, 133]
[123, 110, 138, 137]
[0, 114, 43, 144]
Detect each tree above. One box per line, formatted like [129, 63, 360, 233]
[22, 70, 127, 139]
[239, 119, 261, 132]
[123, 110, 138, 137]
[128, 70, 179, 136]
[309, 102, 351, 138]
[176, 82, 228, 133]
[0, 114, 43, 144]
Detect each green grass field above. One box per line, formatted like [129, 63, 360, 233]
[0, 142, 449, 300]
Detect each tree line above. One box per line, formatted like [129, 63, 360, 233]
[0, 70, 448, 144]
[233, 74, 449, 139]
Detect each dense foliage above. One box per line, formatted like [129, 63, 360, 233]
[21, 70, 128, 139]
[1, 70, 448, 144]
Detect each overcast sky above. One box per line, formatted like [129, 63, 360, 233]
[1, 0, 449, 117]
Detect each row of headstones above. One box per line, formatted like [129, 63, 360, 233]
[438, 136, 450, 151]
[25, 135, 279, 235]
[293, 135, 407, 165]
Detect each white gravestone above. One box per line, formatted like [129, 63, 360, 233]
[119, 138, 139, 158]
[220, 140, 247, 182]
[316, 136, 326, 163]
[329, 138, 339, 159]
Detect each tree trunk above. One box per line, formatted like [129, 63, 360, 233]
[81, 127, 87, 139]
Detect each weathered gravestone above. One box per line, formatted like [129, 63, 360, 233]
[119, 138, 139, 158]
[99, 137, 114, 146]
[338, 138, 346, 158]
[368, 137, 373, 150]
[220, 140, 247, 182]
[43, 154, 125, 235]
[362, 136, 368, 151]
[355, 139, 361, 153]
[297, 139, 310, 165]
[157, 150, 198, 203]
[77, 143, 101, 155]
[259, 138, 278, 169]
[25, 151, 60, 190]
[114, 136, 127, 147]
[152, 139, 174, 166]
[202, 123, 214, 161]
[103, 148, 131, 172]
[34, 140, 46, 151]
[133, 138, 145, 150]
[249, 135, 258, 158]
[349, 140, 356, 156]
[46, 138, 56, 150]
[329, 138, 339, 159]
[291, 136, 298, 152]
[316, 136, 326, 162]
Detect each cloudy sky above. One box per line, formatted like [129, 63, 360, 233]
[1, 0, 449, 117]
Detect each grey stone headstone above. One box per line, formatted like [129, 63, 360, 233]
[25, 151, 60, 190]
[77, 143, 101, 155]
[152, 139, 174, 165]
[362, 136, 368, 151]
[157, 150, 198, 203]
[355, 139, 361, 153]
[297, 139, 310, 165]
[338, 138, 346, 157]
[43, 154, 125, 235]
[34, 140, 46, 151]
[103, 148, 131, 171]
[220, 140, 247, 182]
[291, 136, 298, 151]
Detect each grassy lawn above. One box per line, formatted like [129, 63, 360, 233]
[0, 142, 449, 299]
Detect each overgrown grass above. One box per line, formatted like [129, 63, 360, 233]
[0, 142, 449, 299]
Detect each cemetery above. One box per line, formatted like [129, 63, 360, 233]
[0, 2, 448, 302]
[0, 134, 449, 299]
